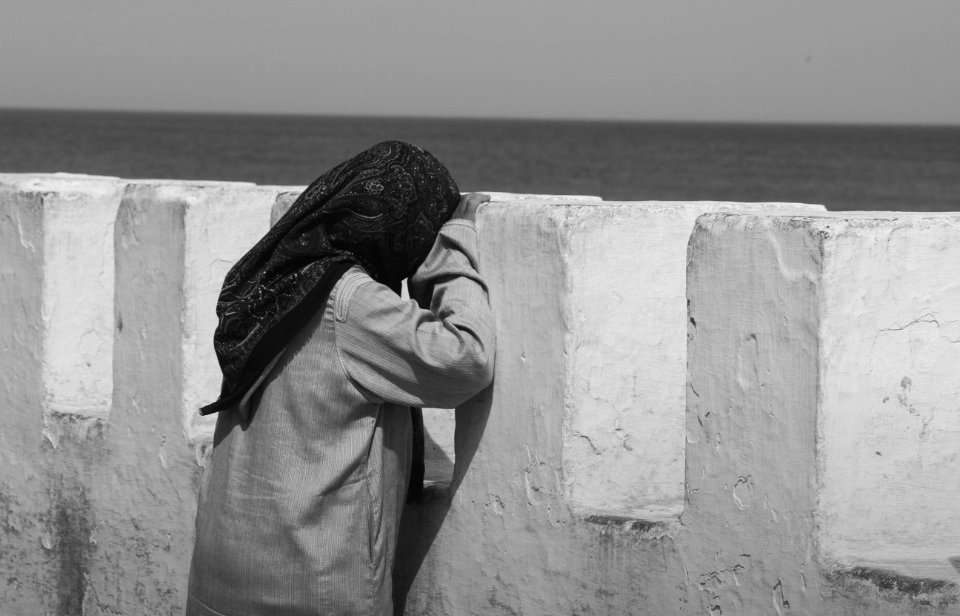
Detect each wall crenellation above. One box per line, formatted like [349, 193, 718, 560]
[2, 173, 958, 615]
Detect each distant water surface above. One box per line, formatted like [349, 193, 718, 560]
[1, 109, 958, 210]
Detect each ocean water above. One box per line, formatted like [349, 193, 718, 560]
[1, 109, 958, 211]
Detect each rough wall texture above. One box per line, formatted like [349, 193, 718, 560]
[684, 214, 825, 615]
[1, 175, 125, 615]
[0, 176, 283, 615]
[398, 208, 960, 616]
[560, 200, 822, 521]
[2, 174, 958, 615]
[680, 213, 960, 614]
[814, 214, 960, 582]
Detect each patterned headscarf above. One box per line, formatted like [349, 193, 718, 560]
[200, 141, 461, 415]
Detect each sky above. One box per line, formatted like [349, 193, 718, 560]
[2, 0, 959, 125]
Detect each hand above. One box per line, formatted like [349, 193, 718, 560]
[451, 193, 490, 223]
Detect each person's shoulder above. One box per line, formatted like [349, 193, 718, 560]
[332, 266, 400, 323]
[333, 266, 372, 294]
[332, 266, 371, 321]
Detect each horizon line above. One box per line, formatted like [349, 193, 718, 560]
[2, 105, 959, 131]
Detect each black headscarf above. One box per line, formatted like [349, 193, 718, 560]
[200, 141, 461, 415]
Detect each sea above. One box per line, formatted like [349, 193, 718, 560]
[1, 109, 958, 211]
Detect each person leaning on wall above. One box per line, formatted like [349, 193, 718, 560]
[185, 140, 496, 616]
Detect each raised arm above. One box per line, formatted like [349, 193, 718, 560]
[334, 204, 495, 408]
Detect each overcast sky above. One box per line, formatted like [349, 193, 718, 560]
[2, 0, 959, 124]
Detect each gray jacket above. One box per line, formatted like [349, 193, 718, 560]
[187, 220, 495, 616]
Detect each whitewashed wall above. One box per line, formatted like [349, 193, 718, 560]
[2, 174, 958, 615]
[684, 212, 960, 613]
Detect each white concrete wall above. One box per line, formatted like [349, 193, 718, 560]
[117, 180, 284, 456]
[424, 193, 604, 487]
[160, 182, 278, 450]
[685, 213, 831, 614]
[2, 174, 958, 615]
[0, 174, 125, 614]
[684, 212, 960, 613]
[0, 174, 123, 436]
[398, 206, 960, 616]
[560, 200, 823, 520]
[689, 212, 960, 585]
[0, 175, 283, 614]
[814, 214, 960, 581]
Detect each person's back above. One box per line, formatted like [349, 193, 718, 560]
[186, 142, 495, 616]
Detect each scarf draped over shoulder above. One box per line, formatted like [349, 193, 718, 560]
[200, 140, 461, 415]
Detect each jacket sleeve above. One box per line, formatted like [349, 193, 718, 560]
[333, 220, 496, 408]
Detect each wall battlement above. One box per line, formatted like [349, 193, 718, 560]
[2, 174, 958, 615]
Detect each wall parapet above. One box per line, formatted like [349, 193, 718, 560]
[3, 172, 957, 615]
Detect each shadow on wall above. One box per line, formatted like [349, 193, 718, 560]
[393, 386, 494, 615]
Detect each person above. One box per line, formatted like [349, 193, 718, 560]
[186, 141, 496, 616]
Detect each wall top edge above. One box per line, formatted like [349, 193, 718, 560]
[490, 199, 827, 215]
[694, 211, 960, 235]
[0, 173, 124, 194]
[478, 191, 603, 202]
[480, 200, 826, 218]
[3, 174, 951, 223]
[0, 172, 120, 181]
[263, 185, 309, 193]
[120, 183, 288, 204]
[699, 210, 960, 221]
[124, 179, 258, 188]
[600, 200, 825, 211]
[0, 173, 267, 189]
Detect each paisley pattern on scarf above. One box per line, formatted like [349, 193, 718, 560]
[200, 141, 460, 415]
